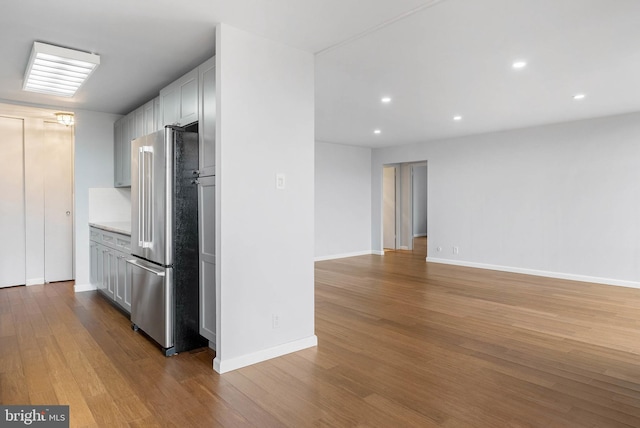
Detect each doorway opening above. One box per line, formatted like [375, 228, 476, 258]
[0, 104, 75, 289]
[382, 161, 427, 257]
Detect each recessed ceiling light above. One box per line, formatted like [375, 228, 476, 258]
[374, 129, 381, 134]
[23, 42, 100, 98]
[512, 61, 527, 69]
[453, 116, 462, 121]
[381, 97, 391, 103]
[573, 94, 586, 100]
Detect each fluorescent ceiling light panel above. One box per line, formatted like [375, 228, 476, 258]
[23, 42, 100, 97]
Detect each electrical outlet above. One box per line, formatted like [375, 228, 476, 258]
[453, 246, 459, 255]
[272, 314, 280, 329]
[437, 246, 442, 252]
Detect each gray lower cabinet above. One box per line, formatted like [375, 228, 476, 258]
[198, 175, 216, 344]
[114, 253, 131, 311]
[90, 226, 132, 314]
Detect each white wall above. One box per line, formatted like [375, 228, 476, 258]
[214, 24, 316, 373]
[399, 163, 412, 249]
[412, 164, 427, 237]
[315, 141, 372, 260]
[372, 111, 640, 287]
[74, 109, 122, 291]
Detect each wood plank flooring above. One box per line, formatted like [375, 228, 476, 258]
[3, 241, 640, 426]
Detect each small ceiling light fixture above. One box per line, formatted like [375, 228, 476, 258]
[453, 115, 462, 121]
[381, 97, 392, 103]
[23, 41, 100, 98]
[374, 129, 381, 134]
[55, 112, 75, 126]
[573, 93, 586, 100]
[512, 61, 527, 69]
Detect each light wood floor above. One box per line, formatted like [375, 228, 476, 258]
[3, 247, 640, 427]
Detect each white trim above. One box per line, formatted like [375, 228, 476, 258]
[399, 246, 409, 250]
[315, 250, 376, 261]
[413, 233, 427, 238]
[372, 250, 385, 256]
[316, 0, 446, 56]
[26, 278, 45, 286]
[213, 335, 318, 374]
[74, 283, 96, 292]
[426, 257, 640, 289]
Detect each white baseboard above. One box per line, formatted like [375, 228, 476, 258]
[399, 246, 409, 250]
[213, 335, 318, 374]
[413, 233, 427, 238]
[315, 250, 378, 261]
[26, 278, 45, 286]
[426, 257, 640, 289]
[74, 283, 97, 292]
[372, 250, 385, 256]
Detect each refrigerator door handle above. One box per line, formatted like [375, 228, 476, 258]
[138, 147, 144, 247]
[126, 259, 165, 276]
[139, 146, 154, 249]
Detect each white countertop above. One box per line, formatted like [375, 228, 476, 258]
[89, 221, 132, 236]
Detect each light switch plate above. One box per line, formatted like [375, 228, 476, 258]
[276, 173, 285, 190]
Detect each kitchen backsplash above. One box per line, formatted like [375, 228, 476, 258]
[89, 187, 131, 222]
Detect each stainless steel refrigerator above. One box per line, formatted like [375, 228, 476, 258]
[128, 126, 207, 356]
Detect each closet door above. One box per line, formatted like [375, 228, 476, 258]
[44, 121, 73, 282]
[0, 116, 26, 288]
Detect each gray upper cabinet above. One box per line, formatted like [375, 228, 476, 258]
[114, 98, 159, 188]
[114, 118, 125, 187]
[114, 111, 134, 187]
[143, 99, 156, 135]
[198, 56, 216, 177]
[134, 106, 144, 139]
[114, 112, 133, 187]
[154, 97, 161, 131]
[159, 68, 198, 127]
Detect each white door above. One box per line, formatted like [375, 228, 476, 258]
[0, 116, 26, 288]
[44, 121, 73, 282]
[383, 166, 396, 250]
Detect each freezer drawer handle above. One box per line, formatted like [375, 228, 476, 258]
[126, 259, 165, 276]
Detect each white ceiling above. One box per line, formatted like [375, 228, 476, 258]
[2, 0, 640, 148]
